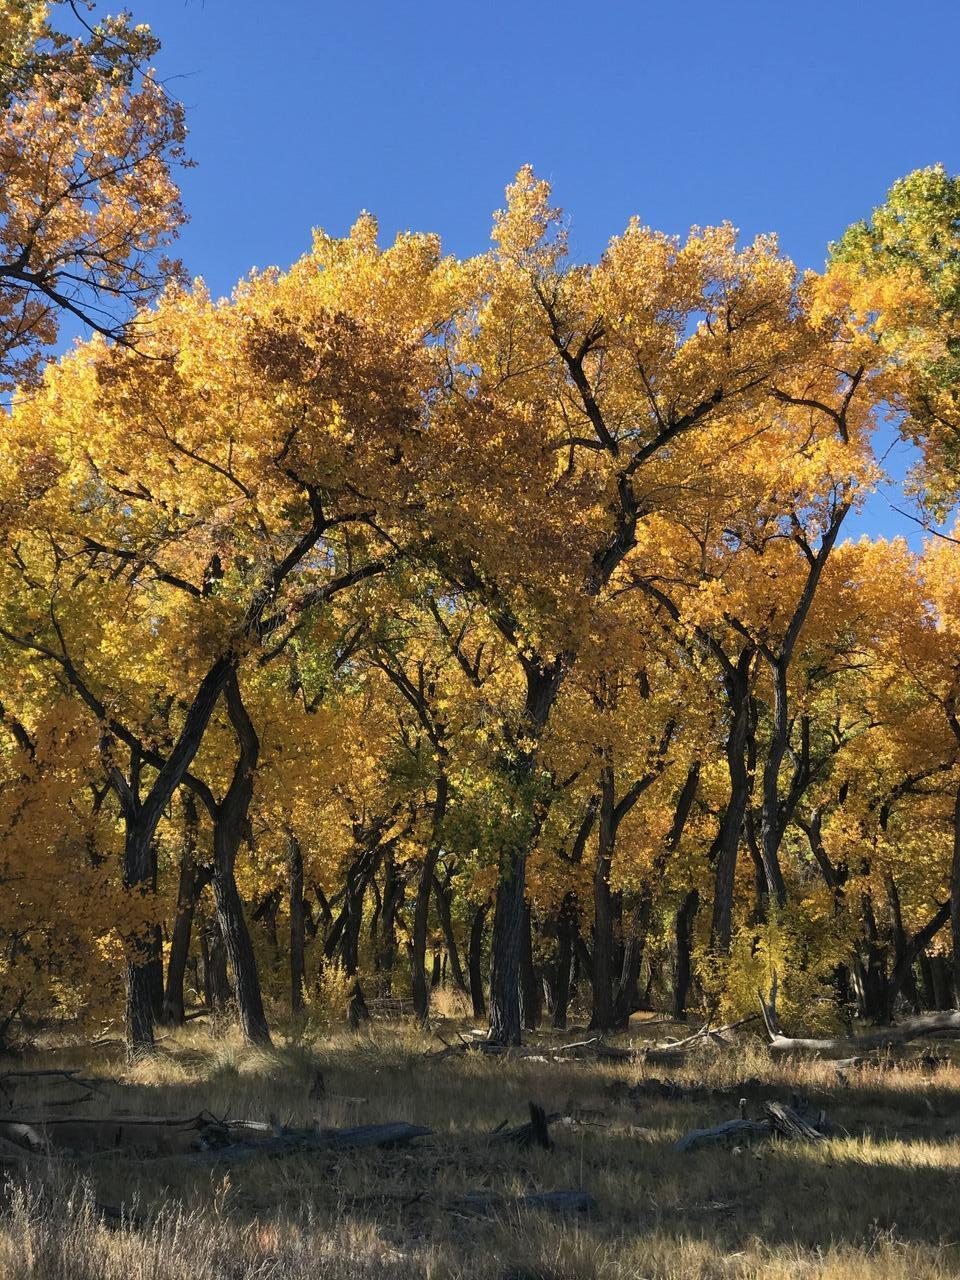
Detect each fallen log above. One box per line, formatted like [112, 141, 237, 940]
[182, 1121, 433, 1165]
[759, 973, 960, 1057]
[676, 1100, 828, 1152]
[0, 1111, 233, 1156]
[675, 1117, 771, 1152]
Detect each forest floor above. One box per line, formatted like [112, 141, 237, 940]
[0, 1014, 959, 1279]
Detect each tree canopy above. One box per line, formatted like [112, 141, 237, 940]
[0, 14, 959, 1055]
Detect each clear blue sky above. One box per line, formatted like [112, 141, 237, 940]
[131, 0, 960, 545]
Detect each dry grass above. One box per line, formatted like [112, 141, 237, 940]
[2, 1017, 960, 1278]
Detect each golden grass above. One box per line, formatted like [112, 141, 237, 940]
[1, 1017, 960, 1278]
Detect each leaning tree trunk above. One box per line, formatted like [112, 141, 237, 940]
[114, 657, 235, 1059]
[209, 672, 271, 1046]
[161, 801, 208, 1025]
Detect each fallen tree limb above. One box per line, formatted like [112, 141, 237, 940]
[674, 1117, 771, 1151]
[181, 1121, 434, 1166]
[643, 1015, 760, 1065]
[759, 972, 960, 1057]
[0, 1069, 109, 1097]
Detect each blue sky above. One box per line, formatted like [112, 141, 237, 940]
[130, 0, 960, 544]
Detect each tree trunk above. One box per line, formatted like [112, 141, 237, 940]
[289, 831, 306, 1016]
[613, 761, 700, 1027]
[520, 903, 541, 1030]
[200, 907, 231, 1011]
[411, 774, 449, 1024]
[161, 798, 206, 1025]
[376, 853, 404, 993]
[674, 889, 699, 1020]
[468, 901, 488, 1019]
[212, 872, 270, 1044]
[885, 872, 920, 1014]
[855, 892, 889, 1023]
[952, 780, 960, 1006]
[117, 657, 235, 1059]
[590, 764, 617, 1032]
[489, 840, 528, 1046]
[613, 894, 649, 1029]
[123, 820, 159, 1057]
[931, 954, 955, 1010]
[252, 888, 282, 969]
[208, 672, 271, 1046]
[710, 655, 753, 953]
[488, 660, 564, 1046]
[433, 873, 468, 994]
[552, 896, 576, 1030]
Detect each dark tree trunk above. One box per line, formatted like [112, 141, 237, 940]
[885, 872, 920, 1014]
[161, 797, 206, 1025]
[411, 774, 449, 1024]
[757, 505, 847, 911]
[919, 950, 938, 1010]
[613, 762, 700, 1027]
[590, 764, 617, 1032]
[468, 901, 489, 1019]
[952, 780, 960, 1006]
[552, 896, 577, 1030]
[200, 905, 231, 1011]
[674, 889, 699, 1020]
[433, 873, 468, 994]
[146, 923, 165, 1024]
[520, 903, 541, 1030]
[376, 853, 404, 993]
[488, 841, 528, 1046]
[113, 657, 234, 1058]
[710, 654, 753, 953]
[251, 888, 282, 969]
[884, 899, 951, 1022]
[488, 845, 529, 1042]
[289, 831, 306, 1015]
[855, 892, 889, 1023]
[205, 672, 271, 1046]
[613, 896, 649, 1029]
[488, 660, 564, 1046]
[931, 954, 955, 1010]
[212, 873, 270, 1043]
[123, 820, 159, 1057]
